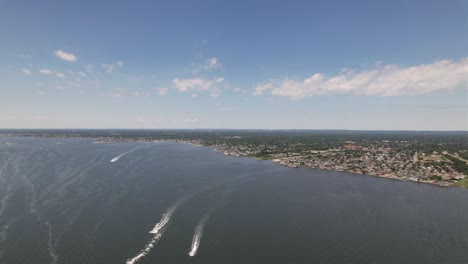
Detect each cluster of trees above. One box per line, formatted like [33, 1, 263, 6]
[444, 155, 468, 175]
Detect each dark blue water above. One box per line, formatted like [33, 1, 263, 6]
[0, 137, 467, 264]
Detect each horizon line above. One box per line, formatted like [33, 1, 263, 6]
[0, 128, 467, 133]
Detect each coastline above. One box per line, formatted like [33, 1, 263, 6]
[1, 135, 465, 189]
[214, 148, 456, 188]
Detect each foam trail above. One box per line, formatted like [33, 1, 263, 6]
[110, 145, 151, 163]
[0, 225, 8, 259]
[126, 199, 185, 264]
[188, 210, 212, 257]
[0, 225, 8, 243]
[0, 188, 11, 218]
[126, 171, 259, 264]
[0, 154, 13, 218]
[110, 152, 127, 163]
[45, 222, 58, 264]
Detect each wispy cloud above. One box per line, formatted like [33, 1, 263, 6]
[38, 68, 65, 78]
[39, 69, 54, 74]
[253, 82, 273, 96]
[21, 68, 31, 75]
[191, 57, 222, 74]
[253, 58, 468, 99]
[83, 64, 95, 73]
[206, 57, 220, 70]
[172, 77, 224, 97]
[109, 87, 125, 98]
[54, 49, 77, 62]
[154, 87, 168, 95]
[233, 87, 248, 95]
[135, 116, 159, 124]
[103, 61, 124, 73]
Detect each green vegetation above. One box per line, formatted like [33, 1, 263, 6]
[459, 152, 468, 160]
[444, 155, 468, 175]
[455, 177, 468, 188]
[254, 153, 273, 160]
[430, 175, 442, 181]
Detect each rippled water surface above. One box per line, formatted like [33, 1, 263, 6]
[0, 137, 467, 264]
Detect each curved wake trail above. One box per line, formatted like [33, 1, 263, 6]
[188, 210, 212, 257]
[126, 170, 262, 264]
[126, 199, 185, 264]
[110, 145, 152, 163]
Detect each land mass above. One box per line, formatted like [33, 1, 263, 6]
[1, 129, 467, 188]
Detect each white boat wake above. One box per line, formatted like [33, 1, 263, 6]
[0, 188, 11, 218]
[188, 210, 212, 257]
[126, 199, 185, 264]
[110, 145, 152, 163]
[0, 225, 8, 259]
[110, 150, 132, 163]
[46, 221, 58, 264]
[126, 172, 259, 264]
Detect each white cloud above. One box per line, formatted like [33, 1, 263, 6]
[54, 49, 77, 62]
[253, 82, 273, 96]
[103, 60, 124, 73]
[233, 87, 248, 95]
[110, 93, 122, 98]
[155, 87, 168, 95]
[207, 57, 220, 69]
[253, 58, 468, 99]
[78, 71, 86, 77]
[56, 72, 65, 78]
[191, 57, 222, 74]
[172, 77, 224, 95]
[39, 69, 54, 74]
[183, 118, 200, 123]
[21, 68, 31, 75]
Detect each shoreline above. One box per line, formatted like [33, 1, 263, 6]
[214, 148, 456, 188]
[1, 135, 465, 188]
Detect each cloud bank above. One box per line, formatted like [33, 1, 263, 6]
[253, 58, 468, 99]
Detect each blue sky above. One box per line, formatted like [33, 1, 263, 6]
[1, 0, 467, 130]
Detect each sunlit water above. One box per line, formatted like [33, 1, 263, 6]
[0, 137, 467, 264]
